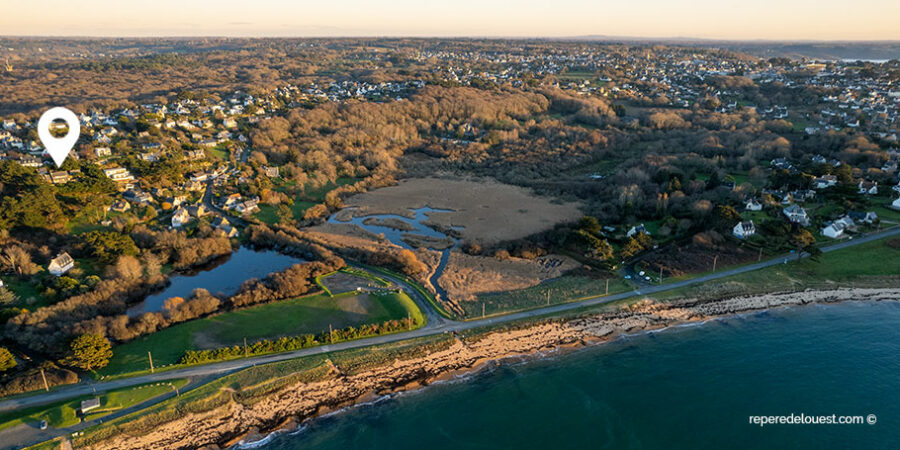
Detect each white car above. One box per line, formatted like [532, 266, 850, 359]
[639, 271, 645, 276]
[644, 276, 651, 281]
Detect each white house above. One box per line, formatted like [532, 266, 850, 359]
[822, 222, 847, 239]
[626, 224, 649, 238]
[813, 175, 838, 190]
[745, 198, 762, 211]
[893, 197, 900, 209]
[858, 180, 878, 195]
[48, 252, 75, 276]
[102, 167, 135, 183]
[783, 205, 810, 226]
[733, 221, 756, 239]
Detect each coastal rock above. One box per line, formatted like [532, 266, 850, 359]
[89, 288, 900, 449]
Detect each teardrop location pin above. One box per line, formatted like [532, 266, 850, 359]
[37, 107, 80, 168]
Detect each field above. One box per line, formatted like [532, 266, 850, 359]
[338, 177, 583, 244]
[319, 268, 390, 295]
[438, 253, 580, 302]
[100, 288, 422, 376]
[0, 380, 188, 432]
[652, 236, 900, 301]
[466, 274, 632, 318]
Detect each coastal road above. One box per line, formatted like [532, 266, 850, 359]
[2, 226, 899, 414]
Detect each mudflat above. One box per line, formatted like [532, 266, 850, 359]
[341, 177, 583, 244]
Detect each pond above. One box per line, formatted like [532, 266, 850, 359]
[127, 247, 305, 317]
[328, 206, 462, 302]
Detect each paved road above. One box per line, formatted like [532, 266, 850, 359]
[2, 226, 898, 414]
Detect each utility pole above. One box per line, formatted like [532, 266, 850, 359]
[546, 289, 551, 306]
[40, 368, 50, 392]
[605, 278, 609, 295]
[758, 247, 763, 262]
[407, 312, 412, 330]
[148, 351, 154, 374]
[329, 324, 334, 344]
[659, 267, 663, 284]
[712, 255, 719, 272]
[482, 303, 485, 318]
[244, 338, 248, 357]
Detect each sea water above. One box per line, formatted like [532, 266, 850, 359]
[262, 300, 900, 449]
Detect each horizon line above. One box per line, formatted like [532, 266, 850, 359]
[1, 35, 900, 44]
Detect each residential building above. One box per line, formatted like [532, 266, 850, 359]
[858, 180, 878, 195]
[744, 198, 762, 211]
[822, 221, 849, 239]
[49, 171, 71, 184]
[733, 221, 756, 239]
[109, 200, 131, 212]
[102, 167, 135, 183]
[813, 175, 837, 189]
[626, 224, 649, 238]
[783, 205, 810, 226]
[48, 252, 75, 276]
[848, 211, 878, 224]
[171, 208, 192, 228]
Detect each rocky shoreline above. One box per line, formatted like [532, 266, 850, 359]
[89, 288, 900, 450]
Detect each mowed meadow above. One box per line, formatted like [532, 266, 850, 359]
[101, 288, 423, 376]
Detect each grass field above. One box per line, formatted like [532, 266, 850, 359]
[467, 275, 632, 318]
[100, 290, 422, 376]
[652, 235, 900, 301]
[0, 380, 188, 432]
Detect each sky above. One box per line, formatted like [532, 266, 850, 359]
[2, 0, 899, 40]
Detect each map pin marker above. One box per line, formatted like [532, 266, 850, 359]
[38, 107, 80, 168]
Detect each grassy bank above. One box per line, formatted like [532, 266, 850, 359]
[466, 275, 632, 318]
[69, 335, 455, 449]
[653, 235, 900, 301]
[1, 379, 188, 432]
[100, 290, 422, 376]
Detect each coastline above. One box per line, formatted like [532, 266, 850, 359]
[85, 287, 900, 450]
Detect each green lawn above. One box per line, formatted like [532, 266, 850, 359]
[0, 380, 188, 432]
[468, 275, 632, 318]
[101, 290, 422, 376]
[653, 235, 900, 301]
[209, 146, 228, 160]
